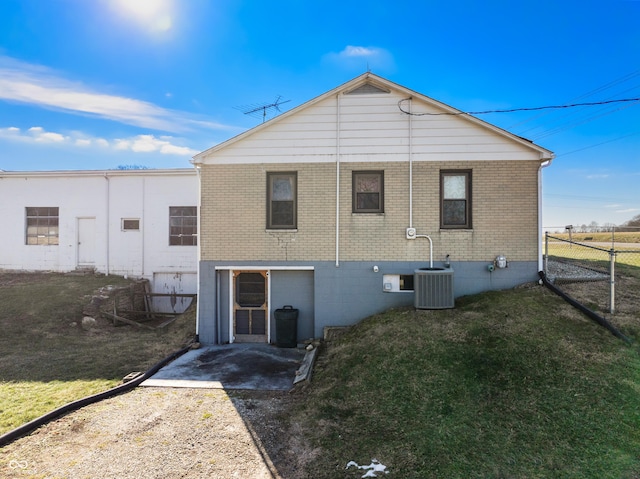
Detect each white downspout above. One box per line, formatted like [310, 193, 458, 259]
[104, 174, 110, 275]
[538, 158, 553, 271]
[335, 93, 341, 268]
[195, 165, 202, 339]
[141, 177, 145, 278]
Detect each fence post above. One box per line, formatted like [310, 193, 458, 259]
[544, 232, 549, 275]
[609, 248, 616, 315]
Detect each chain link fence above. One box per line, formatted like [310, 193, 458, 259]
[543, 233, 640, 320]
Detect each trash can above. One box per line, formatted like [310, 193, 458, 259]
[274, 305, 298, 348]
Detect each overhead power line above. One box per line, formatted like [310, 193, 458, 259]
[398, 97, 640, 116]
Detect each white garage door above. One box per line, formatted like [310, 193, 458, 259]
[151, 272, 197, 314]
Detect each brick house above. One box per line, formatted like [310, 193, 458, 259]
[193, 73, 554, 345]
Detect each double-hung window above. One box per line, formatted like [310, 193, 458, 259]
[353, 171, 384, 213]
[267, 172, 297, 229]
[26, 207, 59, 245]
[169, 206, 197, 245]
[440, 170, 472, 229]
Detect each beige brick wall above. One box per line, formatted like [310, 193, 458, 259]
[200, 160, 540, 263]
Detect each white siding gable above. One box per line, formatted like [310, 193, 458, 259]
[195, 73, 553, 165]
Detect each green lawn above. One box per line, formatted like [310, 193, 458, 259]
[293, 286, 640, 478]
[0, 273, 195, 435]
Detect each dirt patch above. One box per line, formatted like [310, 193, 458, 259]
[1, 388, 311, 479]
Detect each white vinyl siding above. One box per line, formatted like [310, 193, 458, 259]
[201, 90, 543, 165]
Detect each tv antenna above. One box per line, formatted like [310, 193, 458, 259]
[235, 95, 291, 123]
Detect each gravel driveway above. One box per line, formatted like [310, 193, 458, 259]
[1, 387, 306, 479]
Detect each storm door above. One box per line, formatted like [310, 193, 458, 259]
[233, 271, 268, 343]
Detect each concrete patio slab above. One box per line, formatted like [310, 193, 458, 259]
[141, 343, 306, 391]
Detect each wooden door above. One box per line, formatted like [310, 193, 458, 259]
[233, 271, 268, 343]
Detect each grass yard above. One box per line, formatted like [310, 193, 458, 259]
[2, 272, 640, 478]
[292, 285, 640, 479]
[0, 272, 196, 435]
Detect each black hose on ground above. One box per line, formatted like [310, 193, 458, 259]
[0, 344, 193, 448]
[538, 271, 630, 343]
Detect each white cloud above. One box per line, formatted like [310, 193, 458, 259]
[0, 56, 232, 133]
[586, 174, 610, 179]
[323, 45, 395, 72]
[160, 143, 197, 155]
[28, 126, 66, 143]
[0, 126, 197, 156]
[342, 46, 379, 57]
[616, 208, 640, 214]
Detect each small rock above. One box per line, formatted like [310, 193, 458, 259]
[81, 316, 97, 330]
[305, 344, 314, 351]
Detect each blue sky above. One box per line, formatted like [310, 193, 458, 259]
[0, 0, 638, 229]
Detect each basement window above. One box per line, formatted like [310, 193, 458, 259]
[26, 207, 59, 245]
[122, 218, 140, 231]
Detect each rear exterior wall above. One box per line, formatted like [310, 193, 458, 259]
[199, 159, 540, 265]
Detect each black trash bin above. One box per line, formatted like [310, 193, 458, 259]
[274, 305, 298, 348]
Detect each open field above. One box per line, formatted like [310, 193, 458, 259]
[545, 243, 640, 270]
[549, 231, 640, 245]
[0, 272, 196, 434]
